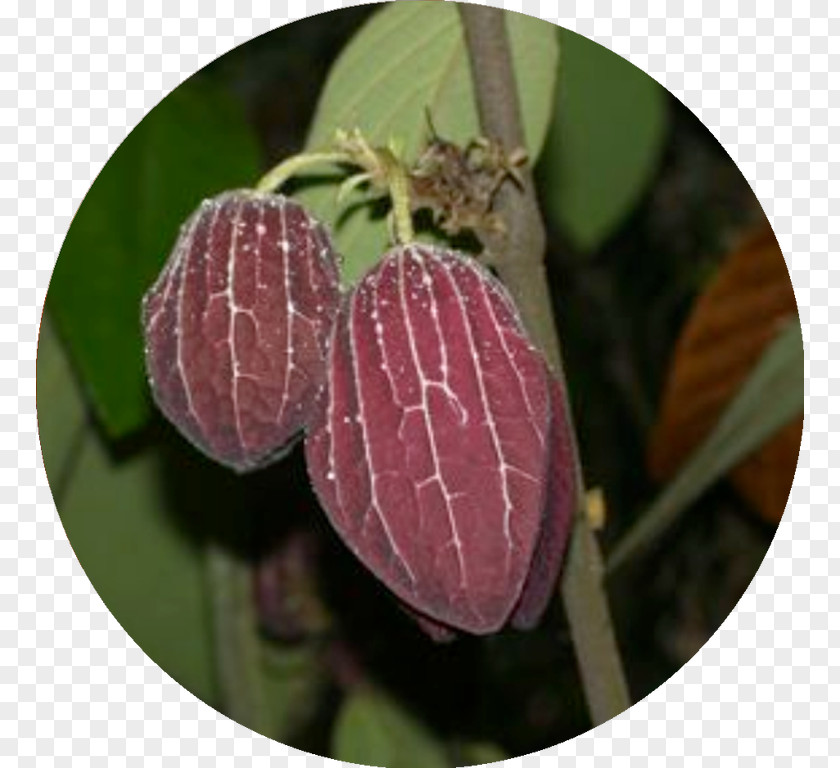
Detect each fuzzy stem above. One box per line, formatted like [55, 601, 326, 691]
[256, 151, 349, 193]
[458, 4, 631, 726]
[380, 147, 415, 243]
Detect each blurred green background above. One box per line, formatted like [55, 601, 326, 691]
[37, 4, 801, 764]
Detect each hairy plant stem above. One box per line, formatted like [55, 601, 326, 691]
[458, 4, 631, 725]
[205, 542, 270, 736]
[256, 151, 348, 194]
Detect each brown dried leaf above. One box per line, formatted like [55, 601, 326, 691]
[648, 222, 802, 525]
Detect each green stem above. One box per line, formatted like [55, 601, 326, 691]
[205, 542, 269, 735]
[256, 151, 349, 193]
[255, 136, 414, 245]
[458, 4, 631, 725]
[380, 148, 415, 243]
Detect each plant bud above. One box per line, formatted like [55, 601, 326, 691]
[142, 190, 340, 471]
[306, 244, 555, 634]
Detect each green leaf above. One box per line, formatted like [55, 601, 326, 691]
[38, 315, 217, 701]
[57, 436, 218, 702]
[48, 74, 261, 438]
[332, 689, 450, 768]
[539, 28, 667, 251]
[297, 1, 560, 283]
[36, 313, 87, 494]
[262, 645, 328, 742]
[452, 741, 508, 766]
[607, 318, 804, 573]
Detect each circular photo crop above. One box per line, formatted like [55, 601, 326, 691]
[37, 2, 803, 763]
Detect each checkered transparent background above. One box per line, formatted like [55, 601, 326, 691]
[4, 0, 837, 764]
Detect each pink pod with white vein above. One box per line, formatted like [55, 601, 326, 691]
[305, 244, 554, 634]
[509, 375, 576, 629]
[394, 372, 577, 639]
[142, 190, 340, 471]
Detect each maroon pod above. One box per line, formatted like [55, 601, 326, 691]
[398, 373, 576, 638]
[142, 190, 340, 471]
[305, 244, 554, 634]
[510, 375, 577, 629]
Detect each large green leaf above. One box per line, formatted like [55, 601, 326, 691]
[608, 318, 804, 572]
[540, 29, 667, 251]
[332, 689, 449, 768]
[297, 1, 560, 283]
[54, 436, 218, 703]
[48, 75, 261, 438]
[36, 313, 87, 493]
[39, 307, 215, 701]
